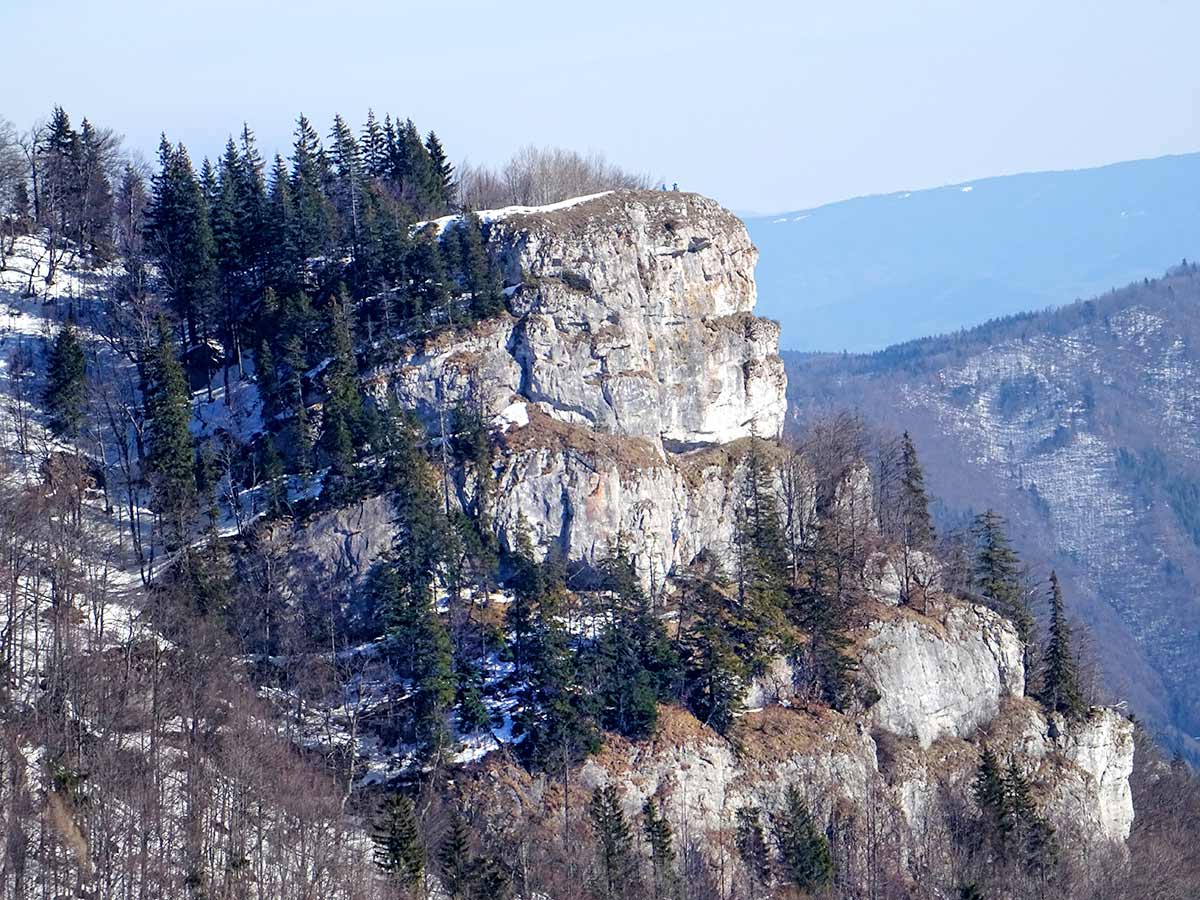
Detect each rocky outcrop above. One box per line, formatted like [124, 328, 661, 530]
[375, 191, 787, 449]
[488, 413, 786, 586]
[860, 603, 1025, 747]
[459, 596, 1134, 896]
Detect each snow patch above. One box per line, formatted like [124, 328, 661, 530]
[417, 191, 614, 236]
[493, 401, 529, 432]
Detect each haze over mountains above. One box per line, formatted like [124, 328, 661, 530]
[747, 153, 1200, 352]
[785, 264, 1200, 760]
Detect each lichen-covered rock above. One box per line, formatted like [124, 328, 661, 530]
[375, 191, 787, 449]
[1043, 707, 1135, 843]
[489, 414, 782, 587]
[861, 604, 1025, 747]
[864, 550, 943, 606]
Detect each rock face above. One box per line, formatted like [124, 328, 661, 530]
[366, 191, 790, 583]
[269, 189, 1137, 886]
[861, 603, 1025, 747]
[377, 191, 787, 449]
[462, 598, 1135, 896]
[488, 415, 789, 587]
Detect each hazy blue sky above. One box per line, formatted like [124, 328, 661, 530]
[3, 0, 1198, 213]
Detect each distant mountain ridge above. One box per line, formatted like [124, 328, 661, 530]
[747, 153, 1200, 351]
[784, 263, 1200, 759]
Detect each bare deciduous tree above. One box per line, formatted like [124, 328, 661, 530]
[458, 145, 652, 210]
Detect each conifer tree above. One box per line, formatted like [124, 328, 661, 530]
[77, 118, 114, 261]
[642, 799, 679, 900]
[735, 805, 771, 894]
[425, 131, 455, 209]
[583, 550, 679, 739]
[328, 114, 364, 267]
[438, 810, 473, 899]
[147, 138, 218, 350]
[972, 746, 1012, 857]
[589, 785, 635, 899]
[114, 163, 148, 260]
[791, 514, 857, 710]
[317, 293, 364, 498]
[772, 786, 833, 892]
[899, 430, 934, 548]
[1039, 571, 1084, 719]
[972, 510, 1036, 651]
[362, 110, 388, 179]
[407, 230, 448, 320]
[289, 114, 331, 264]
[1004, 760, 1057, 877]
[456, 214, 504, 321]
[265, 154, 298, 290]
[972, 510, 1021, 610]
[511, 555, 598, 771]
[236, 123, 267, 275]
[372, 793, 424, 890]
[733, 442, 791, 662]
[44, 321, 87, 439]
[260, 432, 287, 517]
[145, 320, 198, 548]
[372, 410, 456, 755]
[679, 570, 747, 735]
[394, 119, 439, 215]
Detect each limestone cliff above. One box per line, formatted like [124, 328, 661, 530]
[360, 190, 791, 583]
[373, 190, 787, 448]
[266, 190, 1135, 881]
[461, 598, 1134, 894]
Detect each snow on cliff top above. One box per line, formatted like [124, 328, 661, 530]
[417, 190, 613, 235]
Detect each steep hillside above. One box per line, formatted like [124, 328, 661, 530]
[747, 153, 1200, 351]
[0, 190, 1147, 900]
[785, 265, 1200, 759]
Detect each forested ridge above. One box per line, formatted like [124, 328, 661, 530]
[0, 107, 1197, 900]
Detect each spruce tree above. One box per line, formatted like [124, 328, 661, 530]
[733, 442, 791, 666]
[1004, 760, 1057, 876]
[145, 320, 197, 548]
[328, 114, 364, 265]
[899, 430, 934, 548]
[147, 139, 218, 350]
[372, 793, 424, 889]
[372, 410, 456, 756]
[260, 432, 287, 517]
[791, 512, 857, 711]
[1039, 571, 1084, 719]
[362, 110, 388, 179]
[407, 230, 449, 321]
[679, 570, 747, 735]
[772, 786, 833, 892]
[425, 131, 455, 210]
[588, 785, 635, 899]
[971, 510, 1036, 651]
[972, 510, 1021, 611]
[77, 118, 114, 261]
[289, 114, 331, 264]
[438, 811, 473, 899]
[735, 805, 771, 893]
[266, 154, 298, 290]
[972, 746, 1011, 856]
[642, 799, 679, 900]
[317, 293, 364, 499]
[511, 557, 598, 771]
[583, 550, 680, 740]
[456, 214, 504, 321]
[44, 322, 87, 439]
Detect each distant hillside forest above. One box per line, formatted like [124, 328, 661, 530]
[785, 265, 1200, 763]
